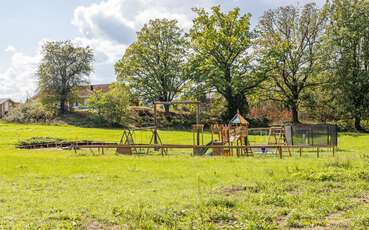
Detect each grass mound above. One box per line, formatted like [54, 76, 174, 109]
[16, 136, 114, 149]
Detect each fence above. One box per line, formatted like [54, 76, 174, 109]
[284, 124, 337, 146]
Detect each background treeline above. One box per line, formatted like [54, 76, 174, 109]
[4, 0, 369, 131]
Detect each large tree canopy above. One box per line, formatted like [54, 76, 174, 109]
[324, 0, 369, 131]
[256, 3, 327, 123]
[37, 41, 94, 114]
[115, 19, 188, 113]
[189, 6, 265, 121]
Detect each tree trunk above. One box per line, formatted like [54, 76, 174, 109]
[291, 102, 300, 124]
[60, 82, 67, 114]
[223, 93, 249, 121]
[221, 67, 249, 121]
[163, 103, 171, 120]
[354, 114, 364, 131]
[164, 104, 170, 113]
[60, 98, 66, 114]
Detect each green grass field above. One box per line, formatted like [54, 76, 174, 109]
[0, 122, 368, 229]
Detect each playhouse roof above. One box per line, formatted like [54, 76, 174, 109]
[229, 112, 249, 126]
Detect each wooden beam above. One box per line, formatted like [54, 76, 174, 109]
[78, 144, 337, 149]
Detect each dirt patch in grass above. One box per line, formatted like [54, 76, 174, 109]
[324, 211, 351, 230]
[87, 221, 122, 230]
[352, 194, 369, 205]
[359, 194, 369, 204]
[219, 184, 261, 196]
[222, 185, 247, 195]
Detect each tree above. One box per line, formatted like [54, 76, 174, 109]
[324, 0, 369, 131]
[189, 6, 265, 121]
[37, 41, 94, 114]
[88, 83, 130, 126]
[256, 3, 327, 123]
[115, 19, 188, 113]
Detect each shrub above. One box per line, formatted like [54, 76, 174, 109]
[4, 101, 56, 123]
[88, 83, 130, 127]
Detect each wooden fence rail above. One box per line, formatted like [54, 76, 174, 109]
[76, 144, 336, 159]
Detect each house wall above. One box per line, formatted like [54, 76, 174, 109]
[0, 101, 14, 117]
[4, 101, 9, 112]
[73, 97, 89, 109]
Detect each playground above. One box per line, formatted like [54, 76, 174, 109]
[68, 101, 338, 159]
[13, 101, 339, 161]
[0, 121, 368, 228]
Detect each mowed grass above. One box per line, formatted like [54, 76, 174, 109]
[0, 122, 368, 229]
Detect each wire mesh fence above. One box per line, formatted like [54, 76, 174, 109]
[285, 124, 337, 146]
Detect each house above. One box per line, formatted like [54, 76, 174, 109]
[0, 98, 16, 117]
[73, 84, 111, 109]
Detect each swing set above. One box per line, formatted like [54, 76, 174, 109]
[117, 101, 200, 155]
[117, 127, 166, 155]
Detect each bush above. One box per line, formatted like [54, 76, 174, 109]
[4, 101, 56, 123]
[88, 83, 130, 127]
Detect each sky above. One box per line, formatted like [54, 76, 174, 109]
[0, 0, 325, 101]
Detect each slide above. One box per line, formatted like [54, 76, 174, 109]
[194, 141, 213, 155]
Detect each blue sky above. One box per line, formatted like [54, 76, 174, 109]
[0, 0, 324, 100]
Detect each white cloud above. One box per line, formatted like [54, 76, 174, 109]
[72, 0, 212, 44]
[72, 37, 127, 64]
[4, 46, 16, 53]
[0, 47, 41, 101]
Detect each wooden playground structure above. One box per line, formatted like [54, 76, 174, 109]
[74, 100, 337, 158]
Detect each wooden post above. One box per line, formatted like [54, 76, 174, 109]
[201, 126, 204, 146]
[279, 147, 282, 159]
[153, 103, 158, 145]
[317, 147, 320, 158]
[211, 128, 214, 143]
[197, 128, 200, 146]
[299, 147, 302, 157]
[196, 104, 200, 125]
[192, 128, 195, 155]
[332, 146, 335, 157]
